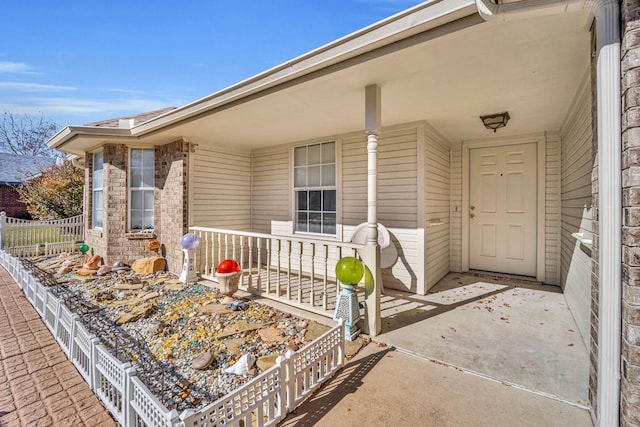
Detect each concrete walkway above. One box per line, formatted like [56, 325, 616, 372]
[281, 343, 594, 427]
[0, 266, 116, 427]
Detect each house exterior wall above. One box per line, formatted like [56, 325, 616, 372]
[449, 135, 560, 284]
[84, 141, 188, 274]
[249, 123, 425, 293]
[0, 184, 30, 219]
[423, 124, 450, 290]
[559, 72, 593, 350]
[191, 145, 252, 231]
[621, 1, 640, 424]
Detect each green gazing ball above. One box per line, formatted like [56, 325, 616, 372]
[335, 256, 364, 286]
[79, 244, 89, 254]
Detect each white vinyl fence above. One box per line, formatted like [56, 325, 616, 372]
[0, 250, 345, 427]
[0, 214, 84, 255]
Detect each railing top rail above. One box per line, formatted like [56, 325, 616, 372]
[2, 214, 84, 226]
[188, 226, 365, 251]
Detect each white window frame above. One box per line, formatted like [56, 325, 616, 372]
[128, 148, 155, 232]
[92, 151, 104, 229]
[293, 141, 337, 236]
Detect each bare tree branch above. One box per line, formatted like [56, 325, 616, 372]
[0, 111, 59, 157]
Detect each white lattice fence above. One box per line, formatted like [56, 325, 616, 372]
[94, 344, 136, 426]
[0, 251, 346, 427]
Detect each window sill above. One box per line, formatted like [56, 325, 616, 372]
[571, 232, 592, 255]
[126, 231, 157, 240]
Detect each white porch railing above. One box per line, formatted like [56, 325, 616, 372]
[189, 226, 365, 317]
[0, 214, 84, 252]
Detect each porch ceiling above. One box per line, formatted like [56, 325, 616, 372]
[55, 8, 591, 154]
[148, 11, 590, 148]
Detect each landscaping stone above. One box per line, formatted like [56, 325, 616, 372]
[200, 303, 233, 315]
[192, 352, 214, 370]
[256, 354, 284, 371]
[131, 256, 166, 274]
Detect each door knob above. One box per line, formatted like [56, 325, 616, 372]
[470, 213, 475, 219]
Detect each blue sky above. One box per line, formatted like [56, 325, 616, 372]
[1, 1, 423, 128]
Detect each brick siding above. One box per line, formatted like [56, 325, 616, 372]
[0, 184, 30, 219]
[622, 1, 640, 425]
[83, 141, 189, 274]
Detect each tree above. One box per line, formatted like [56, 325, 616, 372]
[16, 160, 84, 219]
[0, 111, 59, 157]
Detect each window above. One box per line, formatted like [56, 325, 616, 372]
[129, 148, 154, 231]
[294, 141, 336, 234]
[92, 152, 103, 228]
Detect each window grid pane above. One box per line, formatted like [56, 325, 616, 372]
[293, 141, 336, 235]
[130, 149, 154, 231]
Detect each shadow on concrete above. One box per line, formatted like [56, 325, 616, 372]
[280, 346, 393, 426]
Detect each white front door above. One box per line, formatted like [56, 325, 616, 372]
[469, 143, 537, 276]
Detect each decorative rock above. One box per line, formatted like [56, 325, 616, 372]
[142, 291, 160, 301]
[285, 343, 298, 352]
[83, 255, 103, 270]
[223, 339, 246, 356]
[97, 265, 112, 276]
[56, 266, 72, 276]
[114, 282, 143, 290]
[132, 256, 166, 274]
[192, 352, 214, 370]
[218, 320, 264, 339]
[76, 268, 98, 276]
[305, 321, 331, 341]
[200, 303, 233, 315]
[62, 259, 73, 267]
[115, 302, 154, 324]
[219, 296, 235, 305]
[223, 353, 256, 375]
[256, 354, 284, 372]
[258, 327, 283, 343]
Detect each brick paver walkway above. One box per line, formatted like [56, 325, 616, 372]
[0, 266, 117, 426]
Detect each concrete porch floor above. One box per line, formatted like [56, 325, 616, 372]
[375, 272, 590, 405]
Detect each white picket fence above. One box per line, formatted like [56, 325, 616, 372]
[0, 250, 345, 427]
[0, 213, 84, 254]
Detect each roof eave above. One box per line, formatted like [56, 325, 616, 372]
[130, 0, 478, 135]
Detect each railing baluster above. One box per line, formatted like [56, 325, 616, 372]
[286, 240, 292, 300]
[257, 238, 262, 291]
[298, 242, 303, 304]
[323, 244, 328, 310]
[240, 235, 245, 285]
[310, 244, 315, 307]
[248, 236, 253, 290]
[266, 238, 272, 293]
[277, 239, 282, 296]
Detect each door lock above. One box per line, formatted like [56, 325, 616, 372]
[470, 206, 475, 210]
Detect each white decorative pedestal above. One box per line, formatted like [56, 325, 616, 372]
[333, 284, 361, 341]
[179, 249, 197, 284]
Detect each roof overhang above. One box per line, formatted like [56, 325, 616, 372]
[49, 0, 593, 156]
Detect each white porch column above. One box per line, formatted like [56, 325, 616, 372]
[592, 2, 622, 426]
[361, 84, 382, 336]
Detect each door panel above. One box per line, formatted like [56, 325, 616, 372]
[469, 143, 537, 276]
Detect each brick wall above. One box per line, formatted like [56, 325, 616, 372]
[155, 140, 189, 273]
[82, 141, 189, 274]
[622, 1, 640, 425]
[0, 185, 30, 219]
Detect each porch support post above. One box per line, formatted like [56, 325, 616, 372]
[361, 84, 382, 336]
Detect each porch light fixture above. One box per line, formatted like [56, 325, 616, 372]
[480, 111, 510, 132]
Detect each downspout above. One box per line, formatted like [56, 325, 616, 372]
[476, 1, 621, 426]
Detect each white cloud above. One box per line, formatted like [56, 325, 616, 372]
[0, 82, 76, 92]
[0, 61, 33, 73]
[32, 97, 177, 114]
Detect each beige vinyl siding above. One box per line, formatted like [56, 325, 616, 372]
[560, 73, 593, 348]
[251, 146, 290, 234]
[424, 124, 450, 290]
[343, 125, 419, 293]
[545, 133, 561, 285]
[450, 141, 463, 272]
[192, 145, 251, 230]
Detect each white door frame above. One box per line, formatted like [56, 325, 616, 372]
[461, 133, 546, 282]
